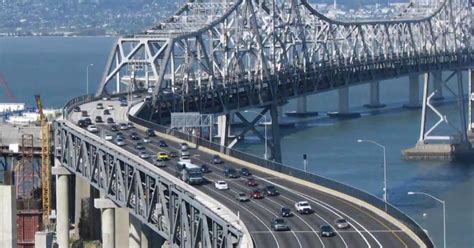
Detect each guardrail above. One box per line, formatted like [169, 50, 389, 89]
[129, 108, 435, 248]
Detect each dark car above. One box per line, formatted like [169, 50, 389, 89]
[81, 110, 89, 117]
[271, 218, 290, 231]
[107, 117, 114, 124]
[201, 164, 211, 173]
[77, 119, 87, 127]
[73, 106, 81, 112]
[83, 118, 92, 126]
[159, 140, 168, 147]
[211, 155, 223, 164]
[169, 151, 178, 158]
[103, 109, 110, 115]
[224, 168, 239, 178]
[319, 225, 335, 237]
[130, 132, 140, 140]
[239, 168, 251, 176]
[281, 207, 292, 217]
[135, 142, 145, 150]
[95, 116, 103, 123]
[110, 125, 118, 132]
[120, 100, 128, 107]
[127, 122, 134, 128]
[116, 132, 124, 139]
[264, 185, 279, 196]
[250, 189, 264, 199]
[147, 129, 156, 137]
[247, 178, 258, 187]
[119, 96, 126, 102]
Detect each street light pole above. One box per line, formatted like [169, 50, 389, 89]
[86, 64, 94, 94]
[408, 191, 446, 248]
[357, 139, 387, 211]
[244, 110, 268, 159]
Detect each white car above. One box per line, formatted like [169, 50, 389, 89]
[214, 181, 228, 190]
[87, 125, 98, 133]
[294, 201, 312, 214]
[107, 105, 114, 110]
[104, 134, 113, 141]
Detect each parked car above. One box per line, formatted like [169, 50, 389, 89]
[104, 134, 113, 141]
[250, 189, 264, 199]
[130, 132, 140, 140]
[147, 129, 156, 137]
[264, 185, 279, 196]
[246, 178, 258, 187]
[334, 218, 350, 229]
[271, 218, 290, 231]
[73, 106, 81, 112]
[201, 164, 211, 173]
[294, 201, 312, 214]
[319, 225, 335, 237]
[87, 125, 98, 133]
[224, 167, 239, 178]
[159, 140, 168, 147]
[211, 155, 223, 164]
[236, 192, 249, 202]
[96, 103, 104, 109]
[138, 151, 149, 159]
[95, 116, 103, 123]
[115, 137, 125, 146]
[103, 109, 110, 115]
[107, 117, 114, 124]
[154, 158, 166, 167]
[239, 168, 251, 176]
[110, 125, 118, 132]
[135, 142, 145, 150]
[215, 181, 228, 190]
[280, 207, 292, 217]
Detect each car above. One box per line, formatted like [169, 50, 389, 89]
[236, 192, 249, 202]
[96, 103, 104, 109]
[87, 125, 98, 133]
[103, 109, 110, 115]
[146, 129, 156, 137]
[127, 122, 134, 129]
[246, 178, 258, 187]
[130, 132, 140, 140]
[119, 96, 126, 102]
[81, 110, 89, 117]
[224, 167, 239, 178]
[280, 207, 292, 217]
[83, 118, 92, 126]
[138, 151, 150, 159]
[135, 142, 145, 150]
[295, 201, 312, 214]
[201, 164, 211, 173]
[180, 143, 188, 151]
[154, 158, 166, 167]
[159, 140, 168, 147]
[158, 152, 169, 160]
[211, 155, 223, 164]
[107, 105, 114, 110]
[215, 181, 228, 190]
[239, 168, 251, 176]
[319, 225, 335, 237]
[264, 185, 279, 196]
[143, 136, 151, 143]
[104, 134, 113, 141]
[334, 218, 350, 229]
[119, 123, 128, 130]
[271, 218, 290, 231]
[95, 116, 103, 123]
[102, 95, 111, 101]
[115, 137, 125, 146]
[133, 94, 141, 98]
[169, 151, 178, 158]
[181, 150, 190, 158]
[107, 117, 114, 124]
[120, 101, 128, 107]
[250, 189, 264, 199]
[110, 125, 118, 132]
[77, 119, 87, 127]
[73, 106, 81, 112]
[116, 132, 124, 138]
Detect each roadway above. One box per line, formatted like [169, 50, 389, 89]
[69, 97, 421, 248]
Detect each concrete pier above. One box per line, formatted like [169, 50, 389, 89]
[404, 74, 421, 108]
[364, 81, 386, 108]
[328, 87, 361, 118]
[0, 185, 17, 248]
[129, 215, 144, 248]
[95, 198, 119, 248]
[52, 165, 71, 248]
[286, 96, 319, 117]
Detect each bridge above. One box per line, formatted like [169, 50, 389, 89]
[51, 0, 472, 247]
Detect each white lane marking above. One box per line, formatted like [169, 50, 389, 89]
[205, 186, 281, 248]
[257, 176, 380, 248]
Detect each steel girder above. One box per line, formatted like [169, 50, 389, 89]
[53, 120, 246, 248]
[96, 0, 472, 117]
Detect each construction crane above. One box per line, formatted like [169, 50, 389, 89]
[0, 73, 17, 102]
[35, 95, 51, 225]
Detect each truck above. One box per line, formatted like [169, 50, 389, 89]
[176, 161, 204, 185]
[294, 201, 312, 214]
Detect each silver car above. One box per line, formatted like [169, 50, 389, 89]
[154, 158, 166, 167]
[236, 192, 249, 202]
[138, 151, 149, 159]
[114, 137, 125, 146]
[334, 218, 350, 229]
[271, 218, 289, 231]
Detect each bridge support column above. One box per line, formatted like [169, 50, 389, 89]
[468, 69, 474, 141]
[328, 87, 360, 118]
[404, 74, 421, 109]
[432, 71, 444, 101]
[94, 198, 119, 248]
[286, 96, 319, 117]
[364, 81, 385, 108]
[270, 104, 282, 163]
[129, 214, 149, 248]
[52, 163, 72, 248]
[217, 114, 230, 152]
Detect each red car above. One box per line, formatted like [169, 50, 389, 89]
[247, 178, 258, 187]
[250, 189, 264, 199]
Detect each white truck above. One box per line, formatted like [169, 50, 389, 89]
[294, 201, 312, 214]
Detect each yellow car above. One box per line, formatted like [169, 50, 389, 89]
[158, 152, 169, 160]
